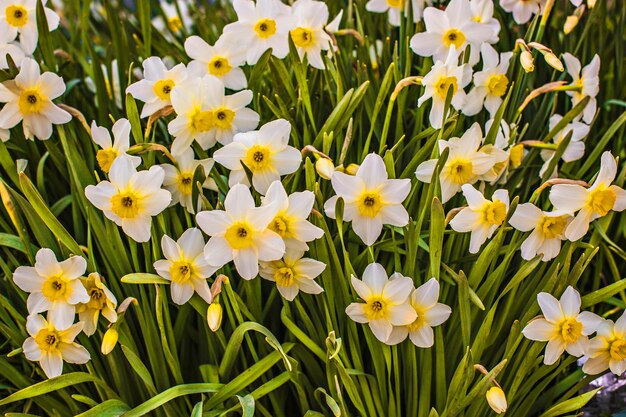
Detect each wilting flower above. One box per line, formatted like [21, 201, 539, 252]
[126, 57, 188, 118]
[0, 0, 60, 54]
[85, 156, 172, 242]
[549, 151, 626, 241]
[464, 44, 513, 116]
[386, 278, 451, 347]
[539, 114, 589, 178]
[154, 228, 216, 305]
[449, 184, 509, 253]
[76, 273, 117, 336]
[509, 203, 572, 261]
[22, 314, 90, 378]
[500, 0, 546, 25]
[486, 386, 507, 414]
[91, 118, 141, 173]
[213, 119, 302, 194]
[365, 0, 431, 27]
[289, 0, 332, 70]
[259, 249, 325, 301]
[0, 58, 71, 140]
[345, 263, 417, 343]
[324, 153, 410, 246]
[522, 286, 603, 365]
[583, 311, 626, 376]
[13, 248, 89, 329]
[196, 184, 285, 280]
[563, 53, 600, 124]
[185, 34, 247, 90]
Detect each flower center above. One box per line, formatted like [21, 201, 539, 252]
[244, 144, 272, 171]
[35, 328, 61, 352]
[170, 260, 193, 283]
[386, 0, 404, 8]
[96, 148, 119, 173]
[447, 158, 473, 184]
[557, 317, 583, 344]
[364, 298, 387, 320]
[86, 287, 107, 310]
[481, 200, 507, 226]
[225, 221, 255, 250]
[212, 107, 235, 129]
[407, 305, 426, 332]
[269, 215, 290, 237]
[434, 75, 459, 100]
[167, 16, 183, 32]
[42, 276, 70, 302]
[274, 267, 295, 287]
[486, 74, 509, 97]
[190, 108, 214, 132]
[254, 18, 277, 38]
[111, 191, 141, 219]
[153, 79, 175, 101]
[539, 215, 568, 239]
[6, 5, 28, 27]
[207, 56, 232, 77]
[442, 28, 466, 49]
[609, 339, 626, 361]
[357, 191, 384, 218]
[18, 88, 44, 115]
[291, 27, 315, 48]
[587, 186, 616, 216]
[177, 172, 194, 196]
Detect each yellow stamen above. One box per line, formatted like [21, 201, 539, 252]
[269, 215, 290, 238]
[587, 186, 616, 216]
[190, 108, 214, 132]
[170, 260, 193, 283]
[447, 158, 473, 184]
[212, 107, 235, 130]
[356, 191, 384, 218]
[111, 192, 141, 219]
[244, 144, 272, 171]
[481, 200, 507, 226]
[96, 148, 119, 173]
[557, 317, 583, 344]
[225, 221, 254, 250]
[442, 28, 466, 49]
[41, 276, 71, 302]
[291, 27, 315, 48]
[254, 18, 277, 38]
[539, 215, 568, 239]
[35, 328, 61, 352]
[364, 297, 387, 320]
[434, 75, 459, 100]
[207, 56, 232, 77]
[274, 267, 296, 287]
[486, 74, 509, 97]
[153, 79, 175, 101]
[609, 339, 626, 361]
[6, 5, 28, 27]
[18, 89, 44, 115]
[177, 172, 194, 196]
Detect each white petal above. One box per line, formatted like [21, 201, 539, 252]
[522, 318, 554, 341]
[537, 293, 564, 323]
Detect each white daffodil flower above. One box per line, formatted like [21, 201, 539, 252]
[126, 57, 188, 118]
[0, 0, 60, 54]
[196, 184, 285, 280]
[185, 34, 247, 90]
[417, 46, 472, 129]
[22, 315, 90, 379]
[563, 53, 600, 124]
[213, 119, 302, 194]
[583, 311, 626, 376]
[509, 203, 572, 261]
[152, 0, 192, 38]
[261, 180, 324, 251]
[522, 286, 603, 365]
[0, 58, 71, 140]
[90, 118, 141, 173]
[259, 248, 325, 301]
[154, 228, 217, 305]
[500, 0, 546, 25]
[324, 153, 410, 246]
[549, 151, 626, 241]
[464, 44, 513, 117]
[416, 123, 496, 203]
[345, 263, 417, 343]
[223, 0, 294, 65]
[76, 273, 117, 337]
[289, 0, 333, 70]
[365, 0, 431, 27]
[13, 248, 89, 329]
[469, 0, 500, 43]
[449, 184, 509, 253]
[85, 156, 172, 242]
[386, 278, 451, 347]
[539, 114, 589, 178]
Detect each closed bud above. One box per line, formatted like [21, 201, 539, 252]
[564, 15, 579, 34]
[207, 303, 223, 332]
[345, 163, 359, 175]
[509, 144, 524, 168]
[520, 51, 535, 73]
[486, 386, 507, 414]
[101, 328, 119, 355]
[544, 52, 564, 72]
[587, 0, 596, 8]
[315, 158, 335, 180]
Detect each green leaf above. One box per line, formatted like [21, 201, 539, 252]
[121, 273, 170, 285]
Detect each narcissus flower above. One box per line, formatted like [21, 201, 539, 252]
[509, 203, 572, 261]
[85, 156, 172, 242]
[0, 58, 71, 140]
[90, 118, 141, 173]
[0, 29, 25, 69]
[469, 0, 500, 43]
[386, 278, 451, 347]
[0, 0, 60, 54]
[261, 181, 324, 251]
[324, 153, 410, 246]
[539, 114, 589, 178]
[464, 44, 513, 116]
[154, 228, 217, 305]
[259, 249, 325, 301]
[223, 0, 294, 64]
[549, 151, 626, 241]
[522, 286, 603, 365]
[185, 34, 247, 90]
[213, 119, 302, 194]
[449, 184, 509, 253]
[563, 53, 600, 124]
[76, 273, 117, 336]
[583, 311, 626, 376]
[196, 184, 285, 280]
[13, 248, 89, 329]
[152, 0, 191, 37]
[500, 0, 546, 25]
[365, 0, 431, 27]
[126, 57, 188, 118]
[289, 0, 333, 70]
[345, 263, 417, 343]
[22, 314, 90, 378]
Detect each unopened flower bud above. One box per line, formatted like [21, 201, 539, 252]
[486, 386, 507, 414]
[564, 15, 579, 34]
[101, 328, 119, 355]
[345, 163, 359, 175]
[207, 303, 223, 332]
[544, 52, 564, 72]
[315, 158, 335, 180]
[509, 144, 524, 168]
[520, 51, 535, 73]
[587, 0, 596, 8]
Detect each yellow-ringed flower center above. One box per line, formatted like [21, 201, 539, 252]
[434, 75, 459, 100]
[539, 215, 568, 239]
[407, 305, 426, 332]
[244, 144, 272, 171]
[587, 186, 616, 216]
[170, 260, 193, 283]
[177, 172, 194, 196]
[96, 148, 119, 173]
[18, 88, 44, 115]
[386, 0, 404, 8]
[86, 287, 107, 310]
[291, 27, 315, 48]
[480, 200, 507, 226]
[447, 158, 473, 184]
[190, 108, 214, 132]
[167, 16, 183, 32]
[153, 79, 175, 101]
[111, 191, 142, 219]
[225, 221, 255, 250]
[274, 267, 296, 287]
[442, 28, 466, 49]
[357, 191, 384, 218]
[557, 317, 583, 344]
[207, 56, 232, 77]
[486, 74, 509, 97]
[609, 339, 626, 361]
[269, 215, 291, 238]
[364, 297, 388, 320]
[254, 18, 277, 38]
[41, 276, 71, 302]
[212, 107, 235, 130]
[6, 5, 28, 27]
[35, 328, 61, 352]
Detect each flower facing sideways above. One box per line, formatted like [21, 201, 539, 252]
[76, 273, 117, 336]
[500, 0, 546, 25]
[522, 286, 603, 365]
[539, 114, 589, 178]
[289, 0, 333, 70]
[22, 314, 90, 379]
[13, 248, 89, 329]
[583, 310, 626, 376]
[464, 44, 513, 117]
[185, 34, 247, 90]
[90, 118, 141, 173]
[345, 263, 417, 343]
[259, 248, 325, 301]
[562, 53, 600, 124]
